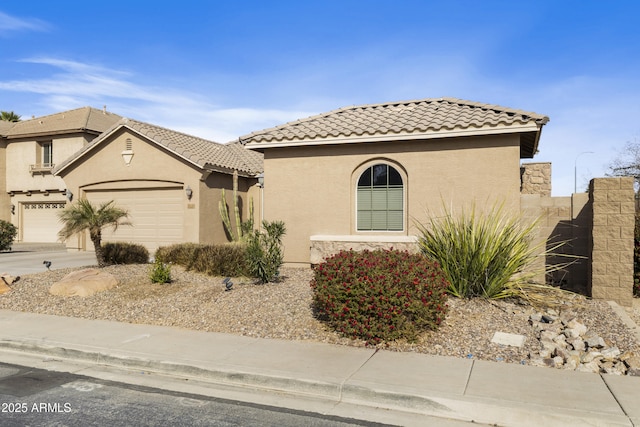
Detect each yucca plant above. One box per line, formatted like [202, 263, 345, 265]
[415, 202, 571, 300]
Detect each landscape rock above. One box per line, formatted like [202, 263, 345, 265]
[0, 273, 19, 294]
[49, 269, 118, 297]
[527, 309, 639, 376]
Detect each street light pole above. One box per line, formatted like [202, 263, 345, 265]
[574, 151, 594, 194]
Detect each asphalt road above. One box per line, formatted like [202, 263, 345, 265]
[0, 361, 389, 427]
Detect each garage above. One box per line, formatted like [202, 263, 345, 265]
[85, 187, 184, 252]
[21, 201, 67, 243]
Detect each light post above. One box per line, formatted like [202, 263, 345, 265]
[574, 151, 594, 194]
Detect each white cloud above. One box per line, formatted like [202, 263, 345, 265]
[0, 56, 314, 143]
[0, 11, 50, 33]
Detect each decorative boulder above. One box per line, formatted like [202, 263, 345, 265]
[50, 269, 118, 297]
[0, 273, 19, 295]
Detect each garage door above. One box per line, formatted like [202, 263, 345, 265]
[86, 188, 184, 252]
[22, 202, 67, 243]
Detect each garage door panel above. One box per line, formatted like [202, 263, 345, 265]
[86, 188, 184, 252]
[22, 202, 67, 243]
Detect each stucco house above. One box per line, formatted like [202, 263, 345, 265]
[0, 107, 122, 241]
[1, 108, 262, 252]
[240, 97, 549, 266]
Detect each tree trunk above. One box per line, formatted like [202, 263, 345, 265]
[90, 231, 105, 268]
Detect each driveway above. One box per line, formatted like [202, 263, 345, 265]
[0, 243, 97, 277]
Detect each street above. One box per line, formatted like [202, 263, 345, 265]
[0, 361, 389, 427]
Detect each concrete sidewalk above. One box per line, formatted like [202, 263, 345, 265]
[0, 310, 638, 426]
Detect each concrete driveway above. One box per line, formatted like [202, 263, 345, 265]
[0, 243, 97, 276]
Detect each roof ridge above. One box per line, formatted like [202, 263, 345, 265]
[124, 118, 224, 146]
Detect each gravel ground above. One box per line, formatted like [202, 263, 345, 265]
[0, 264, 638, 367]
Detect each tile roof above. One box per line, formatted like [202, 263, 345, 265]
[0, 120, 16, 135]
[2, 106, 122, 139]
[239, 97, 549, 158]
[54, 118, 263, 176]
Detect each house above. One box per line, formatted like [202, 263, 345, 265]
[1, 108, 262, 252]
[240, 97, 549, 266]
[0, 107, 122, 242]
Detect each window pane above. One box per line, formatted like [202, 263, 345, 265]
[387, 187, 403, 209]
[357, 211, 372, 230]
[357, 188, 371, 210]
[43, 143, 52, 164]
[371, 211, 387, 230]
[389, 167, 402, 186]
[371, 188, 388, 210]
[358, 167, 371, 187]
[372, 164, 388, 186]
[387, 211, 403, 230]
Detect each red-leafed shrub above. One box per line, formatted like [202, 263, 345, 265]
[311, 249, 449, 345]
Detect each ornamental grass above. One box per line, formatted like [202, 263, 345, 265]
[416, 202, 575, 302]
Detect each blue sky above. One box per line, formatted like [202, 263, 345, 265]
[1, 1, 639, 196]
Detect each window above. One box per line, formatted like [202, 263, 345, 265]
[357, 163, 403, 231]
[42, 142, 53, 166]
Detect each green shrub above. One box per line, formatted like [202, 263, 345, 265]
[155, 243, 199, 266]
[189, 243, 249, 277]
[246, 220, 286, 283]
[0, 220, 17, 251]
[149, 258, 172, 284]
[311, 249, 449, 345]
[156, 243, 249, 277]
[416, 203, 555, 299]
[102, 242, 150, 265]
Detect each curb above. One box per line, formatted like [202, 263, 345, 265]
[0, 339, 634, 427]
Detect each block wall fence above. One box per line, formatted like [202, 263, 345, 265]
[521, 163, 634, 307]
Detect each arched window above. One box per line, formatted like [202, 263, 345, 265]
[357, 163, 403, 231]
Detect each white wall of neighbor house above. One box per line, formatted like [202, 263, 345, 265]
[261, 133, 522, 266]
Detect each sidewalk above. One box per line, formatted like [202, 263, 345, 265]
[0, 310, 638, 426]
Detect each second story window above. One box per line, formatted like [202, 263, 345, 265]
[42, 142, 53, 166]
[30, 141, 54, 174]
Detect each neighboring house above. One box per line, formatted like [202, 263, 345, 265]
[53, 118, 262, 252]
[240, 97, 549, 266]
[0, 107, 262, 252]
[0, 107, 122, 241]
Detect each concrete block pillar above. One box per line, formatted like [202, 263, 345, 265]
[589, 177, 635, 306]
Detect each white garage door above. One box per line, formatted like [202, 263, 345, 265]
[22, 202, 67, 243]
[86, 188, 184, 252]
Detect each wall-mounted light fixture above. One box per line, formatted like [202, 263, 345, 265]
[65, 189, 73, 201]
[185, 186, 193, 200]
[10, 204, 15, 215]
[257, 173, 264, 188]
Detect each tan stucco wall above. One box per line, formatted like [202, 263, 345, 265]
[261, 134, 522, 265]
[0, 140, 8, 222]
[199, 172, 260, 244]
[6, 134, 90, 193]
[58, 129, 203, 249]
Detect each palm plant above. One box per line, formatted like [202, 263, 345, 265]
[58, 199, 131, 267]
[0, 111, 21, 122]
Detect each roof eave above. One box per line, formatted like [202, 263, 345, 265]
[244, 123, 542, 150]
[7, 128, 102, 140]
